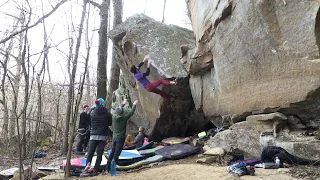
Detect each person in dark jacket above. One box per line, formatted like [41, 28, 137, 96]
[259, 146, 316, 167]
[133, 127, 146, 148]
[76, 104, 90, 152]
[106, 99, 138, 173]
[81, 98, 112, 177]
[130, 55, 177, 102]
[124, 127, 147, 148]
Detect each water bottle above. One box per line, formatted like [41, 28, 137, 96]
[110, 160, 116, 176]
[275, 157, 280, 166]
[263, 162, 277, 169]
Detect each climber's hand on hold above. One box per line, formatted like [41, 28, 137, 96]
[143, 55, 149, 63]
[147, 59, 152, 68]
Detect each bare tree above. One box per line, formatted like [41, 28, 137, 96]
[65, 2, 91, 176]
[54, 89, 62, 143]
[28, 0, 50, 169]
[8, 11, 34, 178]
[162, 0, 167, 23]
[0, 0, 69, 44]
[65, 74, 88, 177]
[84, 2, 97, 105]
[0, 21, 17, 140]
[9, 19, 24, 138]
[29, 57, 46, 179]
[0, 39, 13, 141]
[62, 0, 88, 154]
[93, 0, 111, 100]
[20, 0, 36, 158]
[106, 0, 123, 108]
[61, 22, 74, 154]
[144, 0, 148, 14]
[85, 68, 91, 103]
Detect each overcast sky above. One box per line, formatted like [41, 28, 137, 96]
[0, 0, 191, 84]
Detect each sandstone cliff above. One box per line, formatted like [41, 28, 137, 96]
[185, 0, 320, 160]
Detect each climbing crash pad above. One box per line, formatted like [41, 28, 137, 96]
[231, 159, 260, 166]
[155, 144, 200, 160]
[62, 157, 86, 168]
[107, 149, 142, 160]
[107, 149, 145, 166]
[123, 146, 136, 150]
[117, 155, 165, 171]
[37, 166, 60, 171]
[161, 137, 190, 145]
[84, 151, 109, 157]
[62, 156, 108, 171]
[139, 146, 164, 156]
[137, 141, 154, 151]
[0, 168, 19, 179]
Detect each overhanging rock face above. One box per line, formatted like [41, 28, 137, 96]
[109, 14, 206, 141]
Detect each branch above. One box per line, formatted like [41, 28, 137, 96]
[0, 117, 63, 132]
[88, 0, 101, 8]
[28, 38, 70, 58]
[0, 0, 69, 44]
[0, 49, 18, 60]
[0, 0, 9, 9]
[0, 11, 21, 20]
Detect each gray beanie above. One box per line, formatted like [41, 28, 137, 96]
[115, 107, 124, 115]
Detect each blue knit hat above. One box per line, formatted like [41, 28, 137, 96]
[98, 98, 104, 105]
[95, 98, 105, 107]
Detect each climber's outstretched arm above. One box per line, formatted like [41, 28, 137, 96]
[137, 55, 149, 69]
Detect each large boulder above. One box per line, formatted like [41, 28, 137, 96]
[109, 14, 206, 141]
[186, 0, 320, 160]
[185, 0, 320, 127]
[206, 119, 320, 160]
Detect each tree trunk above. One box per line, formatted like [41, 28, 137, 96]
[62, 0, 88, 155]
[66, 73, 88, 177]
[61, 38, 74, 154]
[21, 106, 27, 158]
[162, 0, 167, 23]
[9, 31, 23, 138]
[86, 68, 91, 103]
[27, 13, 48, 162]
[16, 11, 31, 178]
[2, 105, 9, 140]
[96, 0, 110, 100]
[0, 68, 9, 141]
[54, 89, 61, 143]
[106, 0, 123, 108]
[144, 0, 148, 14]
[21, 30, 32, 158]
[0, 39, 13, 141]
[29, 74, 43, 179]
[85, 4, 94, 104]
[26, 104, 33, 153]
[66, 3, 90, 176]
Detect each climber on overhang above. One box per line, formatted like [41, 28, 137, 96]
[130, 55, 177, 102]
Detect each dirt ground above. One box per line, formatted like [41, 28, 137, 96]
[41, 155, 320, 180]
[42, 164, 301, 180]
[2, 143, 320, 180]
[290, 166, 320, 180]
